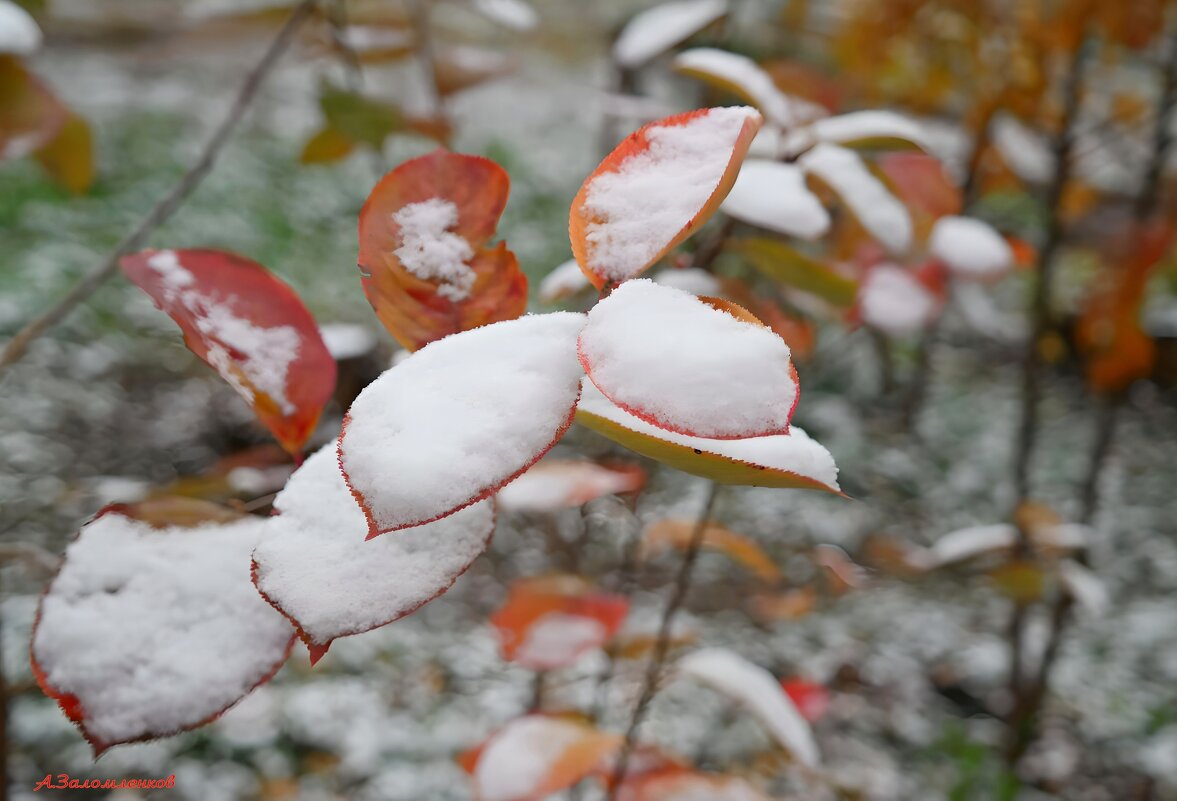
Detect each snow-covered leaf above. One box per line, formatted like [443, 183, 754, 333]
[339, 313, 586, 534]
[538, 258, 592, 304]
[0, 0, 40, 55]
[676, 647, 820, 767]
[570, 107, 761, 288]
[795, 110, 928, 152]
[579, 279, 797, 439]
[359, 150, 527, 351]
[1059, 560, 1109, 617]
[120, 249, 336, 456]
[576, 381, 841, 494]
[617, 768, 771, 801]
[721, 160, 830, 240]
[498, 459, 645, 513]
[800, 143, 912, 255]
[31, 507, 294, 754]
[855, 263, 941, 337]
[673, 48, 826, 129]
[652, 267, 722, 296]
[929, 215, 1013, 281]
[641, 519, 779, 581]
[459, 715, 622, 801]
[471, 0, 538, 31]
[612, 0, 728, 68]
[733, 238, 857, 307]
[910, 522, 1088, 571]
[490, 575, 628, 670]
[252, 445, 495, 663]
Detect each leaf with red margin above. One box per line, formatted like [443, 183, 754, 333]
[570, 106, 761, 289]
[779, 678, 830, 722]
[0, 55, 66, 162]
[641, 519, 780, 582]
[616, 767, 772, 801]
[579, 280, 797, 439]
[252, 444, 495, 665]
[459, 714, 622, 801]
[120, 249, 336, 456]
[576, 381, 842, 495]
[877, 151, 961, 241]
[358, 149, 526, 351]
[490, 575, 629, 670]
[339, 312, 587, 535]
[30, 504, 295, 755]
[497, 459, 646, 513]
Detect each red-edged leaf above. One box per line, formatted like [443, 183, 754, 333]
[673, 49, 826, 129]
[800, 143, 912, 255]
[579, 280, 797, 439]
[251, 444, 495, 664]
[358, 150, 527, 351]
[877, 151, 961, 224]
[617, 767, 771, 801]
[490, 575, 629, 670]
[570, 106, 761, 289]
[460, 715, 622, 801]
[576, 381, 842, 494]
[677, 647, 820, 766]
[338, 313, 586, 535]
[497, 459, 646, 512]
[120, 249, 336, 456]
[31, 505, 294, 755]
[0, 55, 66, 162]
[720, 159, 830, 240]
[611, 0, 728, 69]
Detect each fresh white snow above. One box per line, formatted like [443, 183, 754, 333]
[673, 48, 826, 129]
[579, 279, 797, 438]
[799, 143, 912, 255]
[472, 0, 538, 31]
[857, 264, 938, 337]
[32, 512, 294, 749]
[318, 323, 377, 360]
[612, 0, 728, 68]
[252, 445, 495, 652]
[721, 160, 830, 241]
[928, 215, 1013, 280]
[471, 716, 600, 801]
[339, 313, 587, 533]
[392, 198, 477, 302]
[497, 459, 643, 512]
[538, 258, 591, 303]
[0, 0, 41, 56]
[580, 106, 760, 284]
[652, 266, 723, 296]
[511, 612, 609, 670]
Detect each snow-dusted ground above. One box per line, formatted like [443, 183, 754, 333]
[3, 3, 1177, 800]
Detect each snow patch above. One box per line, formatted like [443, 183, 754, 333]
[613, 0, 728, 68]
[393, 199, 477, 302]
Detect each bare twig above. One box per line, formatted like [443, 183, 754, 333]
[0, 0, 318, 377]
[605, 481, 721, 799]
[1011, 35, 1090, 505]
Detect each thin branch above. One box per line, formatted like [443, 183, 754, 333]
[0, 0, 319, 377]
[605, 481, 721, 799]
[1011, 35, 1091, 505]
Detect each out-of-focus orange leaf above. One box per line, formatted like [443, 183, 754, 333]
[433, 46, 516, 96]
[1076, 219, 1174, 393]
[299, 125, 355, 164]
[33, 110, 93, 193]
[1007, 236, 1037, 269]
[987, 559, 1048, 605]
[1060, 180, 1101, 223]
[641, 519, 780, 582]
[0, 55, 66, 163]
[106, 497, 245, 528]
[570, 106, 761, 289]
[876, 152, 961, 240]
[730, 237, 858, 307]
[358, 150, 527, 351]
[490, 575, 629, 670]
[498, 460, 646, 513]
[813, 544, 867, 594]
[459, 715, 622, 801]
[617, 767, 771, 801]
[780, 677, 830, 722]
[120, 249, 337, 456]
[749, 587, 817, 621]
[763, 58, 842, 113]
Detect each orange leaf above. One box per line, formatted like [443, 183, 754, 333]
[460, 715, 622, 801]
[358, 150, 527, 351]
[490, 575, 629, 670]
[641, 519, 780, 581]
[0, 55, 66, 163]
[120, 249, 336, 456]
[749, 587, 817, 621]
[299, 125, 355, 164]
[433, 46, 516, 96]
[33, 110, 93, 194]
[876, 152, 961, 235]
[570, 106, 761, 289]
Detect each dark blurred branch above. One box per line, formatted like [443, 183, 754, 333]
[604, 481, 721, 799]
[409, 0, 445, 120]
[0, 0, 319, 377]
[1011, 36, 1091, 506]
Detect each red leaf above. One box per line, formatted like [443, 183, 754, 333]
[358, 149, 527, 351]
[120, 249, 336, 456]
